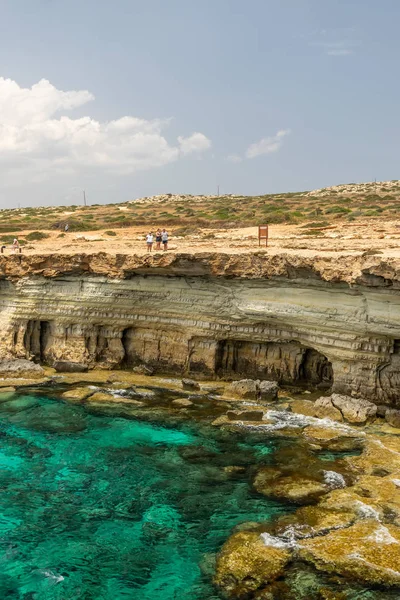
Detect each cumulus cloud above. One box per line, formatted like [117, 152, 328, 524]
[0, 77, 211, 183]
[245, 129, 291, 159]
[178, 132, 211, 155]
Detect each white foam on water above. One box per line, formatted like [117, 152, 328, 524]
[366, 525, 399, 545]
[323, 470, 346, 489]
[42, 570, 64, 583]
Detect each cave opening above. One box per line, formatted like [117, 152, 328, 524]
[215, 339, 333, 387]
[24, 320, 51, 363]
[299, 348, 333, 388]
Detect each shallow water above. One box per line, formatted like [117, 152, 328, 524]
[0, 392, 291, 599]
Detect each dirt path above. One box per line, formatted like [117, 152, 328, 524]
[7, 221, 400, 259]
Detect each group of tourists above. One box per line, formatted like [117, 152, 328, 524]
[146, 228, 168, 252]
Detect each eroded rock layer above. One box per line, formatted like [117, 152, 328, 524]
[1, 251, 400, 404]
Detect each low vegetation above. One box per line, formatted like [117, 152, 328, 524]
[0, 180, 399, 237]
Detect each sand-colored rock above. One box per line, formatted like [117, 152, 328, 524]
[314, 397, 343, 422]
[226, 409, 264, 422]
[171, 398, 193, 407]
[254, 467, 327, 504]
[302, 425, 365, 451]
[227, 379, 259, 400]
[86, 391, 115, 403]
[299, 519, 400, 586]
[61, 387, 94, 403]
[289, 399, 316, 417]
[275, 505, 356, 539]
[214, 531, 291, 597]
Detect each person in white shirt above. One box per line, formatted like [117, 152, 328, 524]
[146, 232, 153, 252]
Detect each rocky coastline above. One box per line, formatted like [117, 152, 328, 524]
[1, 249, 400, 597]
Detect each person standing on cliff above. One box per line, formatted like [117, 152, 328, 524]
[12, 238, 20, 253]
[146, 232, 154, 252]
[161, 228, 168, 251]
[155, 228, 162, 250]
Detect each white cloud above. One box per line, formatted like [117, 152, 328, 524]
[178, 132, 211, 155]
[245, 129, 291, 159]
[0, 77, 211, 183]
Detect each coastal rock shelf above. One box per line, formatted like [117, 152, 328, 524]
[1, 251, 400, 405]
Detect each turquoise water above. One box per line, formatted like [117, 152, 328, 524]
[0, 392, 289, 599]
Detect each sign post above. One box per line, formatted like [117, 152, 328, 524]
[258, 224, 269, 247]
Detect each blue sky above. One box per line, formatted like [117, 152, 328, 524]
[0, 0, 398, 207]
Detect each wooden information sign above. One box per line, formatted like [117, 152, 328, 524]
[258, 224, 269, 247]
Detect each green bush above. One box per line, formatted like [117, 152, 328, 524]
[25, 231, 50, 241]
[105, 230, 117, 236]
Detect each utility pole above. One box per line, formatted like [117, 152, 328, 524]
[83, 190, 87, 206]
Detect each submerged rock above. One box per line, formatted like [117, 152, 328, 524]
[214, 531, 291, 597]
[299, 519, 400, 587]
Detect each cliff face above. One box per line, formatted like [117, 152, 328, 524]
[1, 251, 400, 405]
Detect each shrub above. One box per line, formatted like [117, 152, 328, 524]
[105, 230, 117, 236]
[25, 231, 49, 241]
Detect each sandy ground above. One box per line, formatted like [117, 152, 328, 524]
[7, 220, 400, 259]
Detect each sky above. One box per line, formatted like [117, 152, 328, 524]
[0, 0, 399, 207]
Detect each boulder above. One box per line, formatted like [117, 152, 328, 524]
[315, 394, 377, 424]
[376, 404, 388, 418]
[258, 380, 279, 403]
[330, 394, 377, 424]
[314, 397, 343, 422]
[0, 359, 44, 378]
[181, 378, 200, 391]
[227, 379, 259, 400]
[299, 519, 400, 587]
[385, 408, 400, 429]
[254, 467, 328, 505]
[227, 409, 265, 422]
[171, 398, 193, 408]
[214, 531, 291, 597]
[53, 361, 88, 373]
[132, 365, 154, 376]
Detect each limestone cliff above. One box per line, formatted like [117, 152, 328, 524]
[1, 251, 400, 405]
